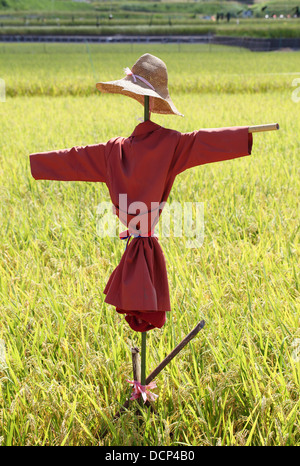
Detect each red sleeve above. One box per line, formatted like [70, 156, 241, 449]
[29, 143, 107, 183]
[173, 126, 253, 175]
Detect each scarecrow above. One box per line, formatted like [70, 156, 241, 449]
[29, 53, 278, 406]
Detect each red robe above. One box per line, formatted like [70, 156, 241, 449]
[30, 120, 253, 332]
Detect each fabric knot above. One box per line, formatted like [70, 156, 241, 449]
[120, 229, 156, 250]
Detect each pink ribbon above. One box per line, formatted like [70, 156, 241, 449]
[124, 67, 155, 91]
[127, 379, 158, 403]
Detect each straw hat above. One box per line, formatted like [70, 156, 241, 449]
[96, 53, 183, 117]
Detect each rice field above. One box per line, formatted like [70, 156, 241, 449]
[0, 43, 299, 446]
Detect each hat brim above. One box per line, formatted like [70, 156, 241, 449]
[96, 77, 183, 117]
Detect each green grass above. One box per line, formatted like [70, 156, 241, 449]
[1, 0, 299, 16]
[0, 0, 94, 12]
[0, 43, 299, 446]
[1, 43, 300, 97]
[1, 20, 300, 38]
[0, 0, 299, 38]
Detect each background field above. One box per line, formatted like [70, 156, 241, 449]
[0, 43, 299, 446]
[0, 0, 300, 38]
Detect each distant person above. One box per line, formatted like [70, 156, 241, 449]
[226, 12, 231, 22]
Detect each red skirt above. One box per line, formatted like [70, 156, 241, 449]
[104, 236, 171, 332]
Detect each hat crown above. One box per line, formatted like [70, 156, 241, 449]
[131, 54, 168, 95]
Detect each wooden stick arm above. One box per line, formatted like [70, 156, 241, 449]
[248, 123, 279, 133]
[146, 320, 205, 385]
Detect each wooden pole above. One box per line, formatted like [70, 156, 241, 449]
[145, 320, 205, 385]
[97, 319, 206, 438]
[248, 123, 279, 133]
[139, 95, 150, 388]
[141, 332, 146, 386]
[144, 95, 150, 121]
[131, 347, 141, 383]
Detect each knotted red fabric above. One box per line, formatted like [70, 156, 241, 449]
[29, 120, 253, 332]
